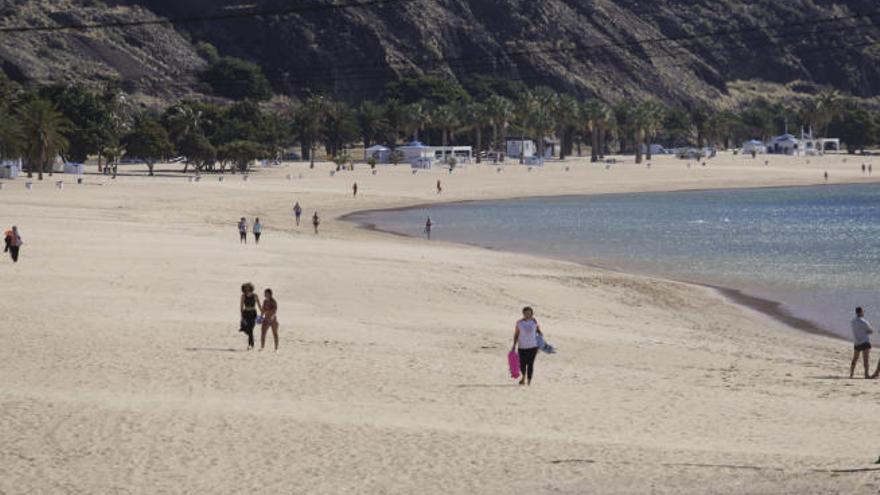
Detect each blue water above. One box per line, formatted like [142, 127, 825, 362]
[353, 184, 880, 338]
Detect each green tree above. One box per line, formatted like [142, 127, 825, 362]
[554, 94, 579, 160]
[218, 140, 265, 173]
[201, 56, 273, 101]
[461, 101, 490, 163]
[18, 99, 71, 180]
[122, 114, 173, 176]
[828, 101, 878, 153]
[178, 131, 216, 173]
[356, 101, 388, 149]
[431, 104, 460, 164]
[485, 95, 513, 160]
[0, 108, 22, 160]
[638, 100, 665, 161]
[583, 100, 611, 163]
[322, 100, 359, 158]
[295, 95, 326, 169]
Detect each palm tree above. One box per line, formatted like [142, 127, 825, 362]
[529, 87, 558, 160]
[583, 100, 611, 163]
[816, 89, 841, 137]
[356, 101, 388, 149]
[18, 99, 71, 180]
[554, 94, 579, 160]
[638, 100, 665, 161]
[513, 93, 535, 164]
[461, 101, 490, 163]
[404, 101, 432, 142]
[383, 98, 405, 147]
[431, 104, 460, 164]
[297, 95, 326, 169]
[485, 95, 513, 161]
[101, 144, 125, 178]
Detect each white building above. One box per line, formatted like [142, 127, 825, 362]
[768, 134, 800, 155]
[433, 146, 472, 164]
[0, 159, 21, 179]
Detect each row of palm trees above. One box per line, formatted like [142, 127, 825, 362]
[0, 85, 853, 179]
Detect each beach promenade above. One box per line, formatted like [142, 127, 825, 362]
[2, 153, 880, 494]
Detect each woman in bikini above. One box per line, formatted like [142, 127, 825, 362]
[239, 282, 260, 350]
[260, 288, 280, 352]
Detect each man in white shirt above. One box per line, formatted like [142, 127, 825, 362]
[851, 307, 874, 379]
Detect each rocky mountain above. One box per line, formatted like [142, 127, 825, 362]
[3, 0, 880, 106]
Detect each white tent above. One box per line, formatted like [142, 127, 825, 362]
[741, 140, 767, 155]
[364, 145, 392, 163]
[397, 141, 434, 163]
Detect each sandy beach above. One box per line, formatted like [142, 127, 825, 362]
[3, 153, 880, 494]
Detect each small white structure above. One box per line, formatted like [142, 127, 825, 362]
[741, 140, 767, 155]
[364, 145, 392, 163]
[507, 139, 536, 159]
[397, 141, 434, 163]
[51, 155, 65, 173]
[433, 146, 473, 164]
[0, 160, 21, 179]
[525, 156, 545, 166]
[63, 163, 84, 175]
[768, 134, 800, 155]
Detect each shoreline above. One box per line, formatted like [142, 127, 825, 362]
[340, 185, 851, 342]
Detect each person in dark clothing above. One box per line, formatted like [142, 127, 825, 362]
[239, 282, 261, 350]
[4, 226, 22, 263]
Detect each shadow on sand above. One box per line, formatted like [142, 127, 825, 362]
[185, 347, 243, 353]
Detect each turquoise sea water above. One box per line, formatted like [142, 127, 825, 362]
[352, 184, 880, 338]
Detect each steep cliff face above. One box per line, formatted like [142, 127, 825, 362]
[4, 0, 880, 105]
[0, 0, 205, 99]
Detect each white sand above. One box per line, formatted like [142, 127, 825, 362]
[2, 153, 880, 494]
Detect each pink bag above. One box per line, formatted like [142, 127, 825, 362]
[508, 350, 521, 379]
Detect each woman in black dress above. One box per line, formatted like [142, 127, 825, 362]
[239, 282, 261, 350]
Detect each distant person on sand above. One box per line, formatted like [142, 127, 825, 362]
[260, 288, 279, 352]
[353, 182, 358, 197]
[238, 217, 248, 244]
[824, 171, 829, 182]
[436, 180, 442, 194]
[253, 218, 262, 244]
[851, 307, 874, 379]
[312, 212, 320, 234]
[293, 202, 302, 226]
[870, 164, 874, 176]
[4, 226, 22, 263]
[240, 283, 261, 350]
[862, 164, 867, 175]
[425, 217, 432, 239]
[512, 306, 543, 386]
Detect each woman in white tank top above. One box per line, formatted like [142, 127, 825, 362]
[512, 306, 543, 386]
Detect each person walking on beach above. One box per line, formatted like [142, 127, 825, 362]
[240, 283, 261, 350]
[4, 226, 22, 263]
[260, 288, 279, 352]
[436, 180, 442, 194]
[352, 182, 358, 198]
[512, 306, 543, 386]
[424, 217, 432, 239]
[238, 217, 248, 244]
[862, 164, 867, 175]
[253, 218, 262, 244]
[312, 211, 320, 234]
[293, 202, 302, 226]
[870, 164, 874, 176]
[824, 171, 829, 182]
[851, 307, 874, 379]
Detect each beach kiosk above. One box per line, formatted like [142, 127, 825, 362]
[364, 145, 391, 164]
